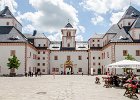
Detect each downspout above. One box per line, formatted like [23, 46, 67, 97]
[25, 42, 27, 73]
[88, 50, 89, 75]
[114, 43, 116, 74]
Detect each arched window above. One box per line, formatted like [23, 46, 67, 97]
[69, 32, 71, 36]
[67, 31, 71, 36]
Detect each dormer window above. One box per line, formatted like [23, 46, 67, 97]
[131, 11, 138, 17]
[131, 11, 135, 16]
[38, 44, 40, 47]
[119, 36, 123, 40]
[9, 36, 20, 40]
[119, 36, 128, 40]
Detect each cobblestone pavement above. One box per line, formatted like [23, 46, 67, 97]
[0, 75, 139, 100]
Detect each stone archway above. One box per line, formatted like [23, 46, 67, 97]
[64, 60, 73, 75]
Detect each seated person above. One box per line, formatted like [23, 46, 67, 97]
[113, 75, 119, 87]
[95, 77, 100, 84]
[110, 75, 113, 85]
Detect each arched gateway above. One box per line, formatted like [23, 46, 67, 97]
[64, 60, 73, 75]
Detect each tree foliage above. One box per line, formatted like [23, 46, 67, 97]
[124, 54, 136, 72]
[7, 55, 20, 69]
[125, 54, 136, 61]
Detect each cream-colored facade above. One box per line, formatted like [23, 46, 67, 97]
[1, 6, 140, 75]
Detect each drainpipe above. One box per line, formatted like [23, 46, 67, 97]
[25, 42, 27, 73]
[88, 50, 90, 75]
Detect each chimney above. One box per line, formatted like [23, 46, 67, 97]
[5, 6, 9, 9]
[33, 30, 37, 36]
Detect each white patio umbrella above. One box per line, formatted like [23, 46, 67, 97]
[107, 60, 140, 68]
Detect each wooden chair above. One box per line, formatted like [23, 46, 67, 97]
[130, 87, 138, 98]
[124, 85, 138, 99]
[102, 77, 106, 82]
[103, 78, 111, 88]
[124, 87, 132, 97]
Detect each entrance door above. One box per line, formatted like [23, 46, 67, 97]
[66, 68, 71, 75]
[64, 66, 73, 75]
[98, 68, 101, 75]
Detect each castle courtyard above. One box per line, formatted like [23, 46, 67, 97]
[0, 75, 139, 100]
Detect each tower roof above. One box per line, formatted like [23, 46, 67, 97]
[64, 23, 73, 28]
[0, 6, 22, 26]
[0, 6, 14, 18]
[122, 6, 140, 19]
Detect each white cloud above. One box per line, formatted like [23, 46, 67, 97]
[76, 35, 83, 41]
[80, 0, 109, 14]
[81, 0, 140, 25]
[16, 0, 85, 41]
[133, 0, 140, 5]
[91, 15, 104, 25]
[110, 11, 124, 25]
[80, 0, 135, 14]
[77, 25, 85, 33]
[0, 0, 17, 14]
[18, 0, 79, 33]
[22, 24, 35, 33]
[47, 32, 62, 41]
[16, 11, 43, 26]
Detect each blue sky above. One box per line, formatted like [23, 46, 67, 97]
[1, 0, 140, 41]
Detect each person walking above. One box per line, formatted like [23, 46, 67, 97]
[35, 72, 37, 77]
[31, 72, 33, 77]
[29, 71, 31, 77]
[25, 72, 27, 77]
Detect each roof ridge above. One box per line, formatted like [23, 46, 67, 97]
[64, 23, 73, 28]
